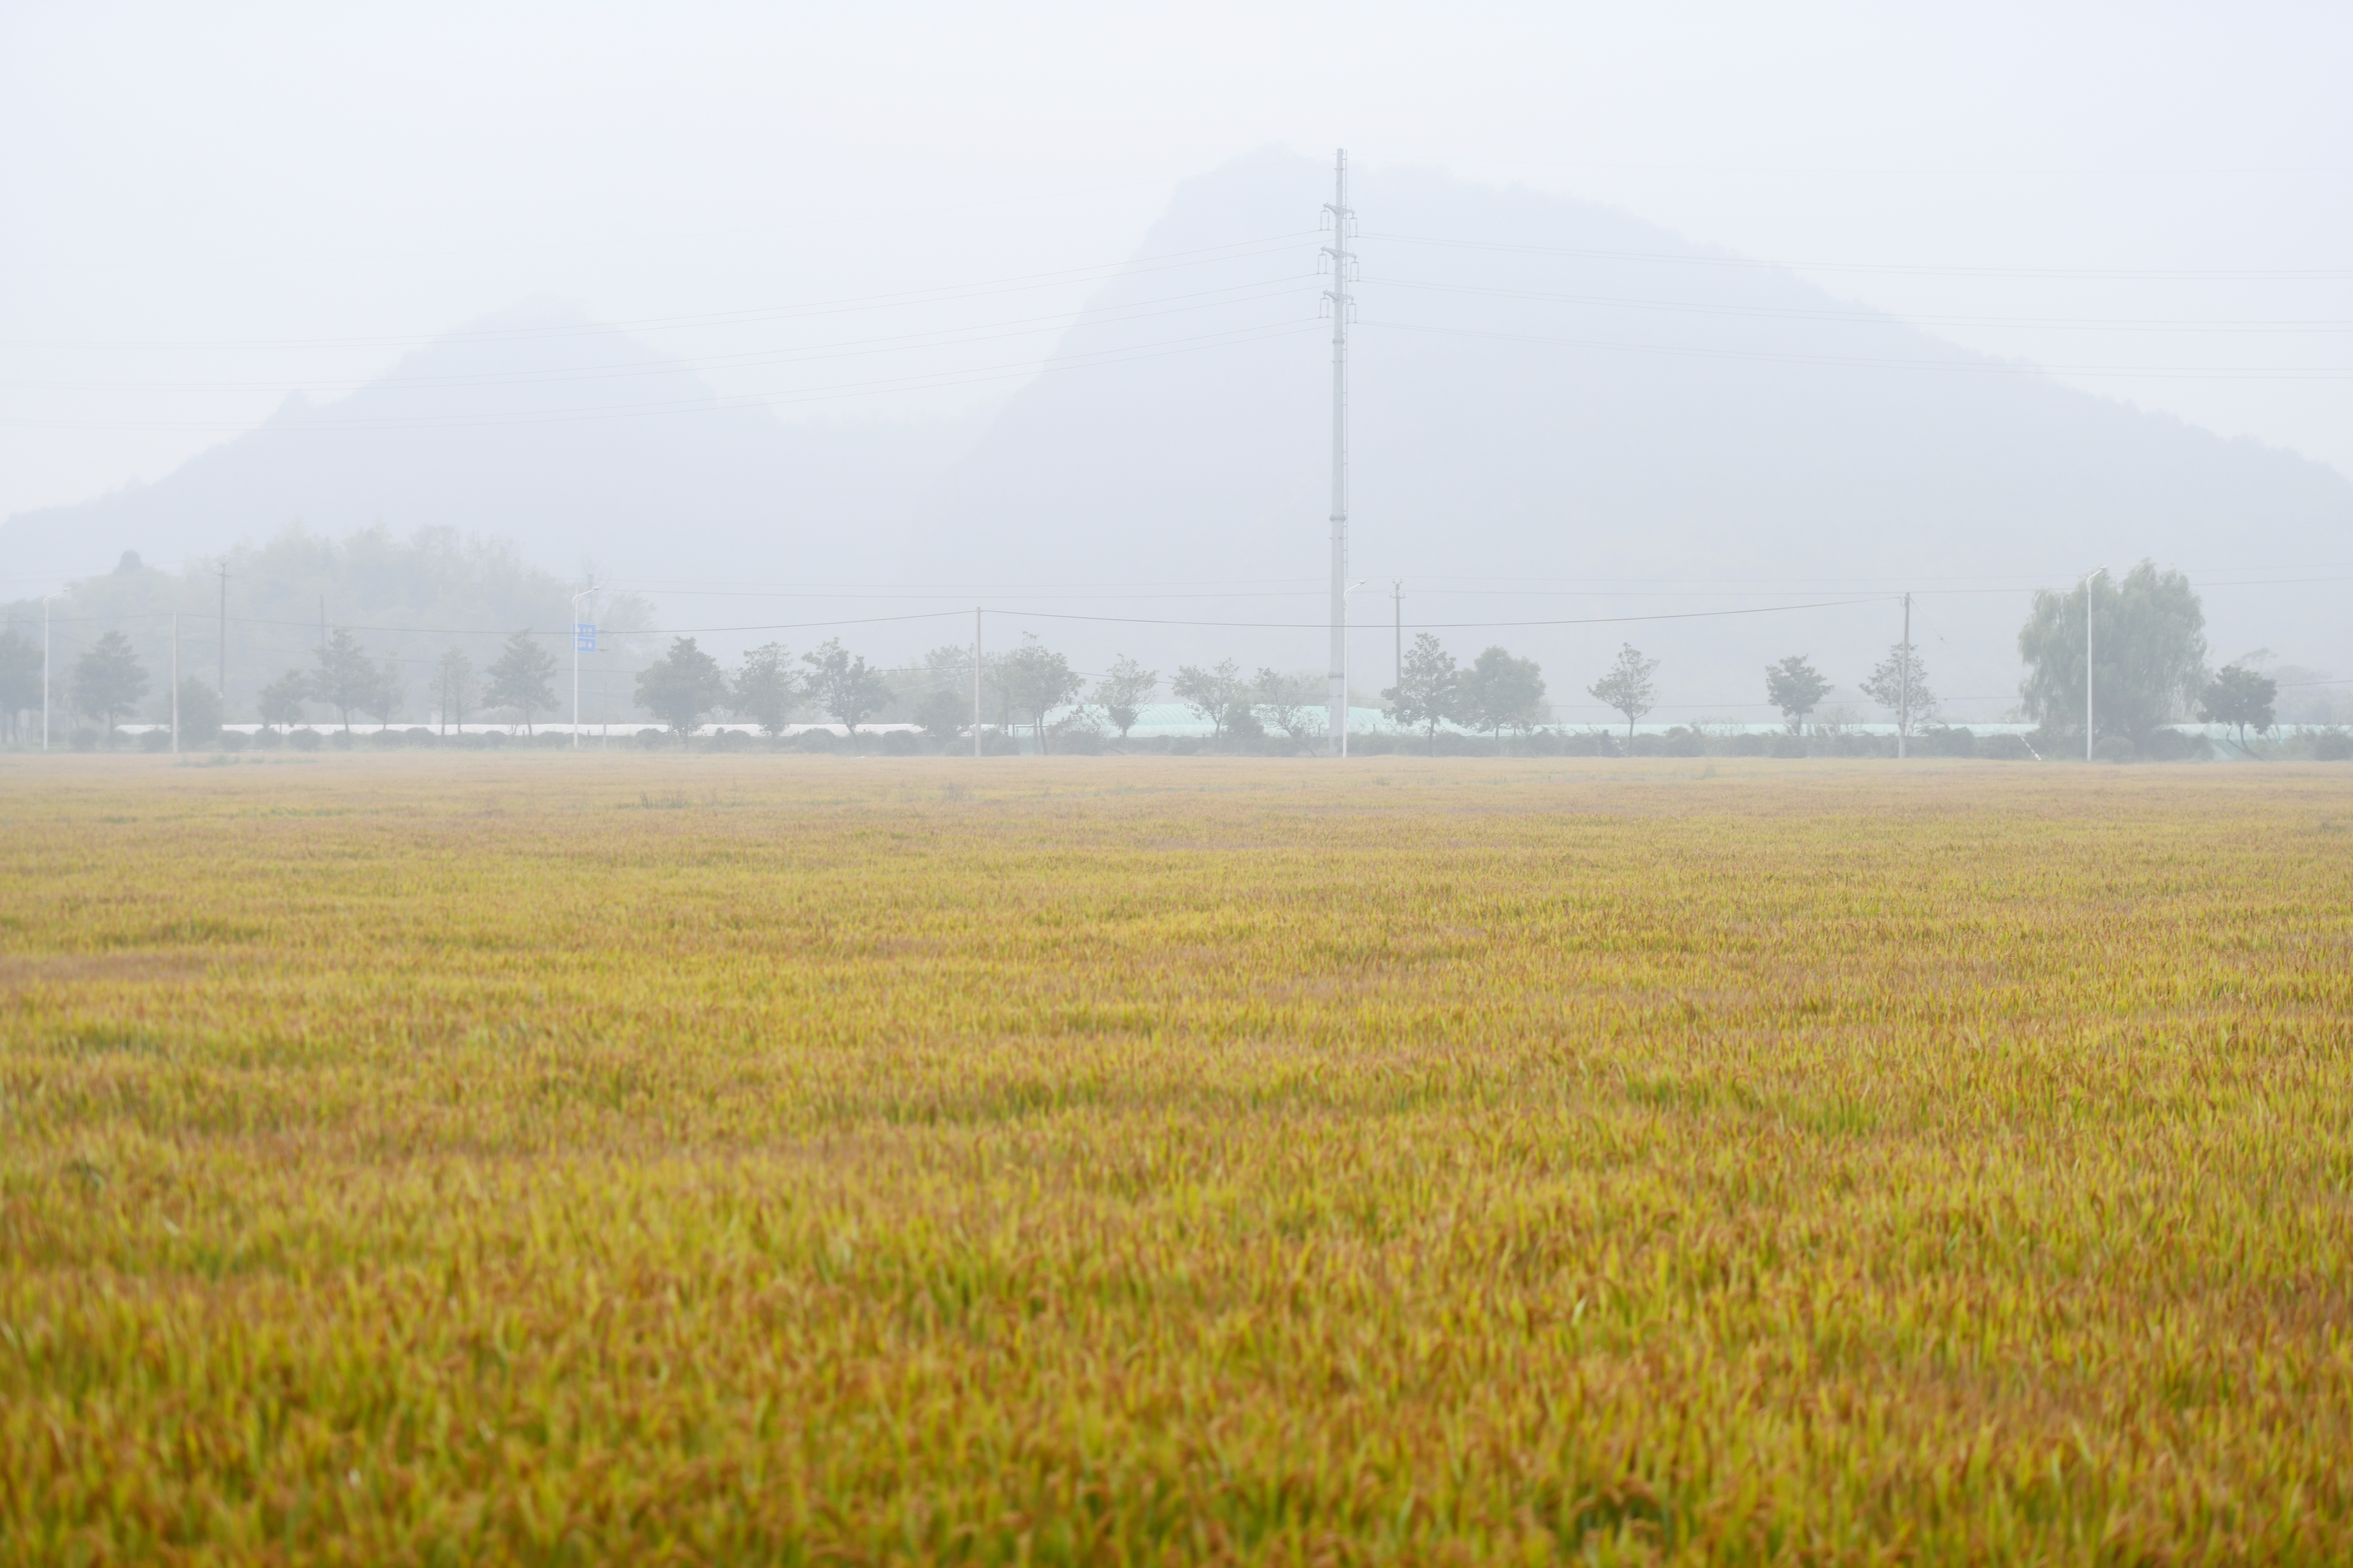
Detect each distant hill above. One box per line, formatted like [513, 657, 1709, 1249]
[905, 151, 2353, 721]
[10, 154, 2349, 724]
[0, 302, 974, 604]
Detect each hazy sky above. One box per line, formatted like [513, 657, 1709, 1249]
[5, 1, 2348, 530]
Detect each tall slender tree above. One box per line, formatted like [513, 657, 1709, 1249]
[801, 639, 893, 734]
[1092, 655, 1158, 745]
[636, 636, 731, 741]
[311, 628, 379, 731]
[1764, 655, 1830, 734]
[1587, 644, 1659, 749]
[70, 630, 148, 742]
[484, 629, 561, 734]
[1384, 633, 1462, 754]
[732, 642, 801, 738]
[1460, 646, 1546, 744]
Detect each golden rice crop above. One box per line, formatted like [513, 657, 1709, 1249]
[2, 753, 2350, 1565]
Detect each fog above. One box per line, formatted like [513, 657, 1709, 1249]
[5, 4, 2350, 725]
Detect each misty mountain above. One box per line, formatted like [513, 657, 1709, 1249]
[0, 304, 974, 600]
[10, 152, 2349, 724]
[907, 151, 2353, 720]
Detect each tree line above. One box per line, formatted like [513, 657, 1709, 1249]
[0, 558, 2313, 756]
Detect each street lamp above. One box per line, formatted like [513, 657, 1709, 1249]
[1340, 578, 1367, 758]
[2084, 566, 2107, 761]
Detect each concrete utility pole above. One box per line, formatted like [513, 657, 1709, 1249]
[1341, 579, 1367, 757]
[171, 613, 180, 754]
[571, 582, 595, 749]
[216, 560, 228, 707]
[2084, 566, 2107, 761]
[972, 607, 983, 759]
[1392, 580, 1404, 695]
[1898, 592, 1911, 760]
[41, 598, 50, 751]
[1323, 149, 1355, 753]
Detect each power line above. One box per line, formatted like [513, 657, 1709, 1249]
[1362, 231, 2353, 283]
[1360, 316, 2353, 381]
[0, 231, 1322, 353]
[1361, 274, 2353, 333]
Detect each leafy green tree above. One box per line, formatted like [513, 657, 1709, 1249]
[484, 629, 561, 734]
[1587, 644, 1659, 748]
[360, 657, 405, 727]
[257, 669, 310, 732]
[636, 636, 731, 741]
[70, 630, 148, 741]
[1253, 668, 1326, 753]
[801, 639, 893, 733]
[1461, 646, 1546, 744]
[2018, 561, 2206, 753]
[1764, 655, 1829, 734]
[1092, 655, 1158, 744]
[911, 686, 969, 745]
[1172, 658, 1250, 748]
[1860, 644, 1936, 742]
[2199, 664, 2276, 747]
[0, 627, 40, 745]
[1385, 633, 1462, 754]
[434, 647, 475, 734]
[175, 677, 224, 746]
[732, 643, 802, 737]
[1000, 636, 1083, 753]
[310, 628, 380, 731]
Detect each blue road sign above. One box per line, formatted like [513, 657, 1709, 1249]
[574, 623, 596, 652]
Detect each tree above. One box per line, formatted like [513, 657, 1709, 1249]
[70, 630, 148, 741]
[434, 647, 475, 734]
[1171, 658, 1251, 748]
[0, 628, 39, 746]
[1764, 655, 1830, 734]
[360, 656, 405, 728]
[2018, 560, 2206, 753]
[1253, 668, 1327, 753]
[732, 642, 802, 737]
[311, 627, 379, 731]
[1000, 635, 1083, 753]
[1385, 633, 1462, 754]
[636, 636, 731, 740]
[483, 628, 561, 734]
[1461, 646, 1546, 744]
[1587, 644, 1659, 747]
[176, 677, 224, 747]
[801, 638, 893, 733]
[1092, 654, 1158, 744]
[257, 669, 310, 732]
[2199, 663, 2276, 747]
[911, 686, 969, 745]
[1860, 644, 1936, 742]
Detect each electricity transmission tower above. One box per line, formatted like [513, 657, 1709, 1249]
[1323, 149, 1355, 753]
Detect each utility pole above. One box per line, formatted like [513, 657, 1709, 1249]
[1898, 592, 1910, 760]
[1341, 579, 1367, 757]
[216, 560, 228, 708]
[171, 613, 180, 754]
[972, 607, 983, 759]
[1324, 149, 1354, 753]
[41, 598, 50, 751]
[1392, 580, 1404, 694]
[571, 582, 595, 750]
[2084, 566, 2107, 761]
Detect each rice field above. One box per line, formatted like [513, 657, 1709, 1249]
[2, 754, 2350, 1565]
